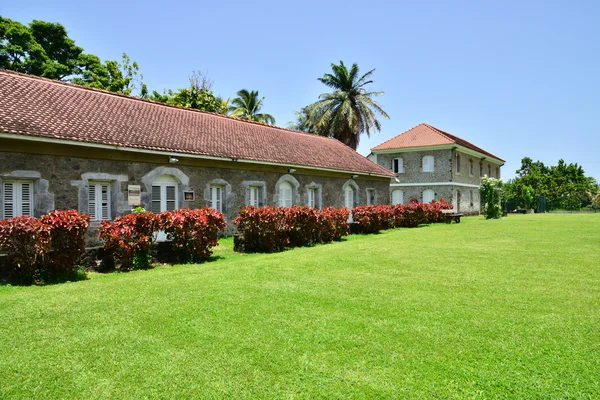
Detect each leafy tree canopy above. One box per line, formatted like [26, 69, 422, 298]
[504, 157, 596, 210]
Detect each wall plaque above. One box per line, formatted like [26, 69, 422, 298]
[128, 185, 141, 206]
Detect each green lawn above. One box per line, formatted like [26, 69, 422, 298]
[1, 214, 599, 399]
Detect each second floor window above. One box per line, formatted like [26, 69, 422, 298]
[469, 159, 474, 176]
[423, 156, 435, 172]
[392, 158, 404, 174]
[456, 154, 461, 173]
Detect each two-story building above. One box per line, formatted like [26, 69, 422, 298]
[369, 123, 504, 215]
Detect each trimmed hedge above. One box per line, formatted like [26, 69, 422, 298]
[233, 206, 350, 253]
[352, 199, 453, 233]
[99, 208, 226, 270]
[0, 210, 90, 284]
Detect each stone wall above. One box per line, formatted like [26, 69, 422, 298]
[0, 151, 391, 227]
[375, 149, 453, 183]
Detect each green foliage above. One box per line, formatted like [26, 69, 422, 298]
[480, 176, 503, 219]
[504, 157, 596, 211]
[287, 107, 316, 132]
[302, 61, 389, 150]
[0, 17, 145, 95]
[228, 89, 276, 124]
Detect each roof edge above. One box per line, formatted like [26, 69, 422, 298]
[0, 131, 396, 178]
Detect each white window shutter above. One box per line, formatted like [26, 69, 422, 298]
[216, 186, 222, 212]
[101, 184, 110, 220]
[88, 185, 97, 220]
[20, 183, 32, 216]
[398, 158, 404, 173]
[151, 185, 162, 213]
[3, 182, 14, 219]
[166, 185, 176, 211]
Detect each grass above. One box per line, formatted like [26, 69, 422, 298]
[1, 214, 599, 399]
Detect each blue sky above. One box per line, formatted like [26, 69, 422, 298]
[4, 0, 600, 180]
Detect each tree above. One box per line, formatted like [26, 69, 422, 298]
[228, 89, 276, 124]
[504, 157, 595, 211]
[304, 61, 389, 150]
[143, 70, 228, 114]
[1, 17, 145, 95]
[287, 107, 316, 132]
[480, 176, 503, 219]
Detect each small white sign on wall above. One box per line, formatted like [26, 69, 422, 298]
[128, 185, 141, 206]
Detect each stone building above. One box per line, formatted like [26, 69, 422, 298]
[369, 123, 504, 215]
[0, 70, 394, 233]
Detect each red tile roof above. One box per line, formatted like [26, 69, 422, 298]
[0, 70, 394, 177]
[371, 123, 505, 162]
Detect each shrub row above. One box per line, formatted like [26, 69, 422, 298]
[0, 210, 90, 284]
[352, 199, 453, 233]
[99, 208, 226, 270]
[233, 206, 350, 253]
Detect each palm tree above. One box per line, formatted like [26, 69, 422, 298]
[306, 61, 389, 150]
[228, 89, 276, 125]
[286, 107, 316, 133]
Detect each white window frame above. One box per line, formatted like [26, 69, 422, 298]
[2, 181, 34, 219]
[423, 189, 435, 204]
[151, 175, 178, 213]
[344, 186, 355, 209]
[88, 181, 111, 221]
[210, 185, 225, 212]
[391, 189, 404, 205]
[248, 186, 260, 207]
[392, 158, 404, 174]
[307, 187, 317, 208]
[279, 181, 293, 208]
[423, 155, 435, 172]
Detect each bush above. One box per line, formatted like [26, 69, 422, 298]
[352, 205, 386, 234]
[41, 210, 90, 277]
[159, 208, 226, 263]
[0, 210, 90, 284]
[422, 199, 453, 223]
[0, 216, 50, 283]
[398, 198, 426, 228]
[480, 177, 503, 219]
[317, 207, 350, 242]
[233, 206, 289, 253]
[233, 206, 350, 253]
[99, 212, 159, 270]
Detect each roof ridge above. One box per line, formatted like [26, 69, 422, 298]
[370, 122, 428, 150]
[421, 122, 455, 142]
[0, 68, 329, 140]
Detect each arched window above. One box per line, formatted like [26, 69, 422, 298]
[455, 153, 461, 173]
[469, 159, 474, 176]
[496, 167, 499, 178]
[488, 164, 491, 177]
[151, 174, 178, 213]
[423, 155, 435, 172]
[391, 189, 404, 205]
[279, 181, 293, 207]
[423, 189, 435, 203]
[344, 186, 355, 209]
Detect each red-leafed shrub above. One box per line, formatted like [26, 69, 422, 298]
[41, 210, 90, 276]
[284, 206, 321, 247]
[352, 205, 386, 234]
[423, 199, 453, 223]
[317, 207, 350, 242]
[99, 212, 160, 270]
[0, 216, 50, 283]
[233, 206, 289, 253]
[233, 206, 350, 253]
[399, 198, 426, 228]
[159, 208, 226, 263]
[0, 210, 90, 284]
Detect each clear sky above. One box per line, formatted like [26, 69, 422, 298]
[4, 0, 600, 180]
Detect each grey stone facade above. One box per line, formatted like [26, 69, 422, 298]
[0, 151, 390, 228]
[372, 149, 502, 216]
